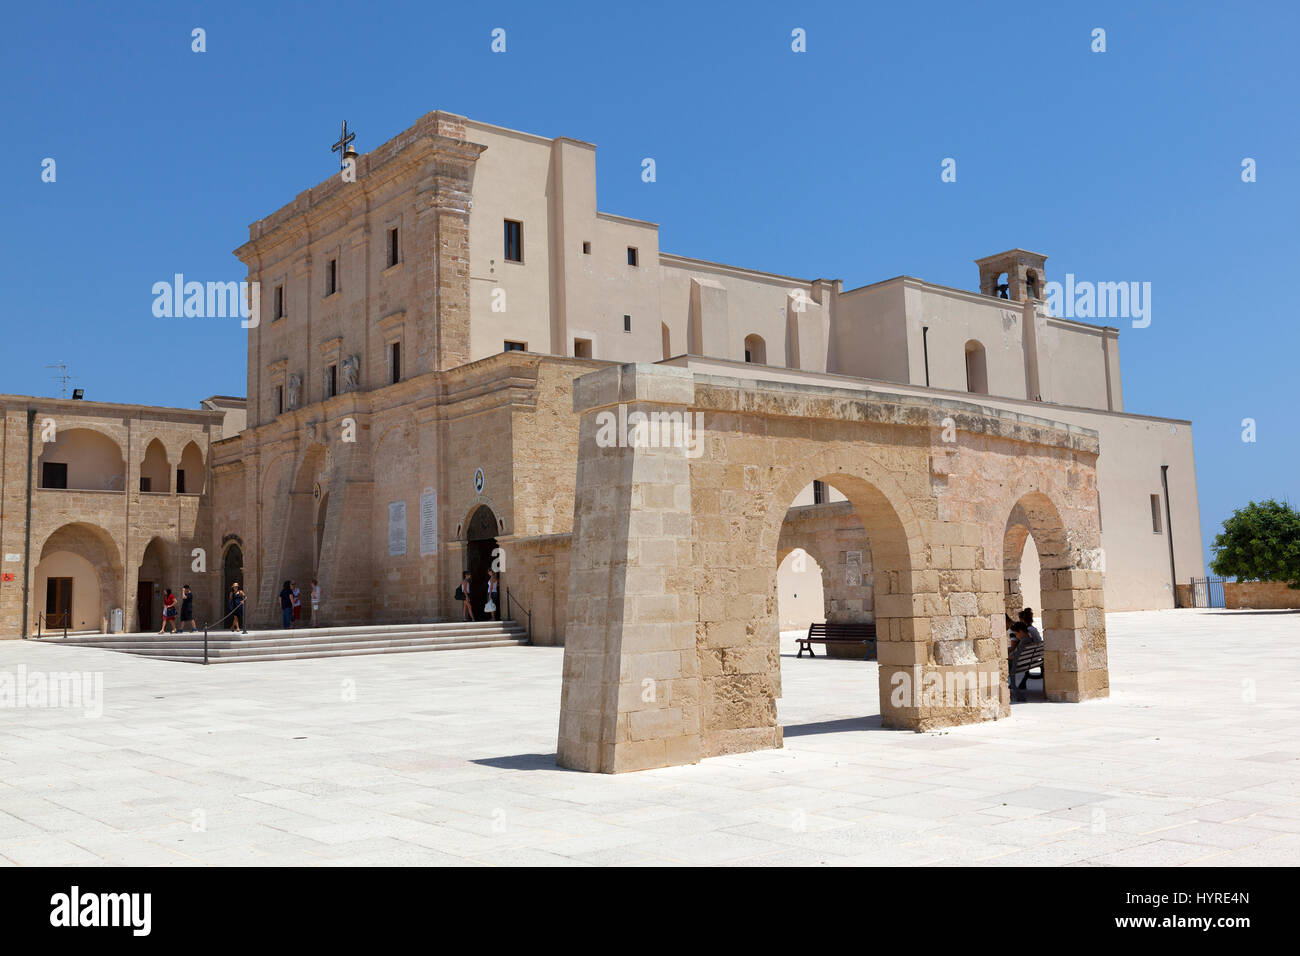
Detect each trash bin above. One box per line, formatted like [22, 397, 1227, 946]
[108, 608, 123, 633]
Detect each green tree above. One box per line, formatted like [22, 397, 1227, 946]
[1209, 499, 1300, 588]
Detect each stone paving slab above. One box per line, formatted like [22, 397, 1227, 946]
[0, 608, 1297, 866]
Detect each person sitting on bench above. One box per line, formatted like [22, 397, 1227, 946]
[1009, 617, 1043, 691]
[1019, 607, 1042, 642]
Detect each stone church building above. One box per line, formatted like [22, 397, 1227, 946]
[1, 109, 1204, 675]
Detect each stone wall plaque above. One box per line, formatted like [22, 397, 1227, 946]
[388, 500, 407, 556]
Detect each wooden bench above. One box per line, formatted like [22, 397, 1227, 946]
[796, 621, 877, 658]
[1008, 636, 1044, 702]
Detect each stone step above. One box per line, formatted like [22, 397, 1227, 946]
[56, 619, 521, 643]
[144, 638, 531, 664]
[52, 623, 521, 646]
[39, 620, 530, 664]
[57, 630, 525, 655]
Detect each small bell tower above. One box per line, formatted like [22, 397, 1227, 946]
[975, 249, 1048, 302]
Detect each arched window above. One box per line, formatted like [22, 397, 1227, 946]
[964, 340, 988, 395]
[37, 428, 126, 491]
[140, 439, 170, 493]
[744, 334, 767, 365]
[178, 441, 204, 495]
[1025, 269, 1041, 300]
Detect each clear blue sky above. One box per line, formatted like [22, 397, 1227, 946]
[4, 0, 1297, 568]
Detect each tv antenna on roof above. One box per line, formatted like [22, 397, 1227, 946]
[46, 361, 74, 399]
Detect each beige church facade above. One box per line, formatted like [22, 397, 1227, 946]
[0, 110, 1205, 762]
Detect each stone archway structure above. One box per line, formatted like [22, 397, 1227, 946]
[557, 363, 1108, 773]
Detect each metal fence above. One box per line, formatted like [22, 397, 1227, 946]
[1189, 577, 1226, 608]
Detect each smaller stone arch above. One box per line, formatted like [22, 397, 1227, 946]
[999, 490, 1108, 703]
[135, 536, 174, 631]
[139, 438, 170, 493]
[178, 441, 205, 495]
[743, 333, 767, 364]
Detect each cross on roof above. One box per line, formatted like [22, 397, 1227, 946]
[331, 120, 356, 166]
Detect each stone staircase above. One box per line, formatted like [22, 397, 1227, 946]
[38, 620, 530, 664]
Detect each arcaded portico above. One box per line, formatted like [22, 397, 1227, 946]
[557, 364, 1110, 773]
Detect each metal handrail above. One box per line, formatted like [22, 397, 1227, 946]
[35, 611, 68, 640]
[505, 587, 532, 643]
[200, 601, 248, 666]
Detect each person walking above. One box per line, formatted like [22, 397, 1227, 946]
[179, 585, 196, 632]
[310, 579, 321, 627]
[279, 580, 294, 630]
[159, 589, 178, 634]
[231, 584, 247, 634]
[457, 571, 474, 622]
[485, 571, 500, 621]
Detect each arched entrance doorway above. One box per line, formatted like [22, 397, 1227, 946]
[136, 537, 171, 631]
[465, 505, 498, 620]
[222, 541, 244, 614]
[35, 523, 122, 633]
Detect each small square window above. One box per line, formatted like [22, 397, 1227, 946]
[582, 241, 591, 255]
[627, 247, 638, 267]
[326, 258, 338, 296]
[573, 338, 593, 359]
[140, 476, 152, 493]
[41, 461, 68, 489]
[504, 220, 523, 262]
[1150, 494, 1163, 534]
[623, 314, 632, 333]
[504, 341, 526, 352]
[387, 227, 400, 268]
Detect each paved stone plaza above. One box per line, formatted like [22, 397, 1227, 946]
[1, 609, 1297, 866]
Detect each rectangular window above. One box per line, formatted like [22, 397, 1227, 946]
[813, 480, 827, 505]
[41, 461, 68, 489]
[387, 227, 400, 268]
[573, 338, 593, 359]
[327, 364, 338, 398]
[1151, 494, 1163, 533]
[504, 219, 523, 262]
[390, 342, 401, 384]
[623, 314, 632, 333]
[326, 258, 338, 296]
[627, 246, 638, 267]
[177, 469, 187, 494]
[582, 241, 591, 255]
[274, 285, 284, 319]
[274, 385, 284, 415]
[503, 341, 526, 352]
[140, 476, 152, 493]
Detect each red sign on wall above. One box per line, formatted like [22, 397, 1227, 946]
[1, 573, 14, 582]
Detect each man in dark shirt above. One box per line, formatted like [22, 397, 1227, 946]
[180, 585, 196, 632]
[279, 581, 294, 629]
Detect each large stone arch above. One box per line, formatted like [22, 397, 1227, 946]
[33, 522, 124, 633]
[558, 364, 1109, 773]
